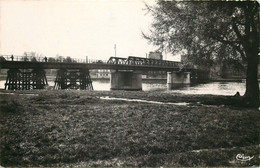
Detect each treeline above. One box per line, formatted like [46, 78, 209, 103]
[20, 56, 77, 63]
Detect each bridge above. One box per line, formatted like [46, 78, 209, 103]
[0, 55, 194, 91]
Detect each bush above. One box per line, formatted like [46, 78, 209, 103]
[0, 56, 6, 62]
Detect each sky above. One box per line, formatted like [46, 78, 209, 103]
[0, 0, 180, 61]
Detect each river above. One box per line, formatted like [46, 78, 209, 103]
[0, 79, 247, 96]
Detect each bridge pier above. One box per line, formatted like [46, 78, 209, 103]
[54, 69, 93, 90]
[5, 68, 48, 90]
[110, 70, 142, 91]
[31, 69, 48, 89]
[167, 71, 190, 89]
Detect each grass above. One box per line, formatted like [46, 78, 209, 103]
[0, 90, 259, 167]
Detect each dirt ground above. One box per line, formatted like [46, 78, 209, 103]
[0, 90, 259, 167]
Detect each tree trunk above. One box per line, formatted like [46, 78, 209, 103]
[244, 53, 259, 107]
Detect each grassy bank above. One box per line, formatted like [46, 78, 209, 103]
[0, 90, 259, 167]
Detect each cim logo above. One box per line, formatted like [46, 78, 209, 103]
[236, 154, 254, 162]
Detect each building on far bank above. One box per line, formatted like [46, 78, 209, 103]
[90, 69, 110, 79]
[96, 69, 110, 79]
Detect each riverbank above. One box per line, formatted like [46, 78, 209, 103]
[0, 90, 259, 167]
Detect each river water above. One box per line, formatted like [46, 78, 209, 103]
[0, 79, 247, 96]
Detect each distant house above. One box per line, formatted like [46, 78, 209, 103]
[90, 69, 110, 79]
[96, 69, 110, 78]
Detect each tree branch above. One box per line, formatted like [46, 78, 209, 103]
[231, 17, 244, 42]
[214, 36, 247, 61]
[233, 17, 246, 25]
[251, 2, 258, 18]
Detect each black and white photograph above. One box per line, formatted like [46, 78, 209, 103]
[0, 0, 259, 167]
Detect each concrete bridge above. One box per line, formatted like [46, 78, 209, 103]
[0, 55, 194, 91]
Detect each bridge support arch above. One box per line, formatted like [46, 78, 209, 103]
[167, 71, 190, 90]
[110, 70, 142, 91]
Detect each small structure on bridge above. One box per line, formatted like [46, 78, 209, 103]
[148, 51, 163, 60]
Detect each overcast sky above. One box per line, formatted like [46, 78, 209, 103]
[0, 0, 180, 61]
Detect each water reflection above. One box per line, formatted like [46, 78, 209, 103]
[168, 82, 246, 95]
[0, 79, 247, 96]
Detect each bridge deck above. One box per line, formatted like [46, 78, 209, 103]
[0, 61, 191, 71]
[0, 55, 193, 71]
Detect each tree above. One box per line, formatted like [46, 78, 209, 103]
[48, 57, 56, 62]
[23, 51, 44, 62]
[0, 56, 6, 62]
[55, 55, 64, 62]
[65, 56, 73, 63]
[144, 1, 259, 107]
[22, 56, 29, 61]
[31, 57, 37, 62]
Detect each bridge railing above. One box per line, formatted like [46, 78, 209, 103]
[108, 56, 182, 68]
[0, 55, 97, 64]
[88, 59, 108, 64]
[105, 56, 182, 68]
[0, 55, 39, 62]
[107, 57, 127, 64]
